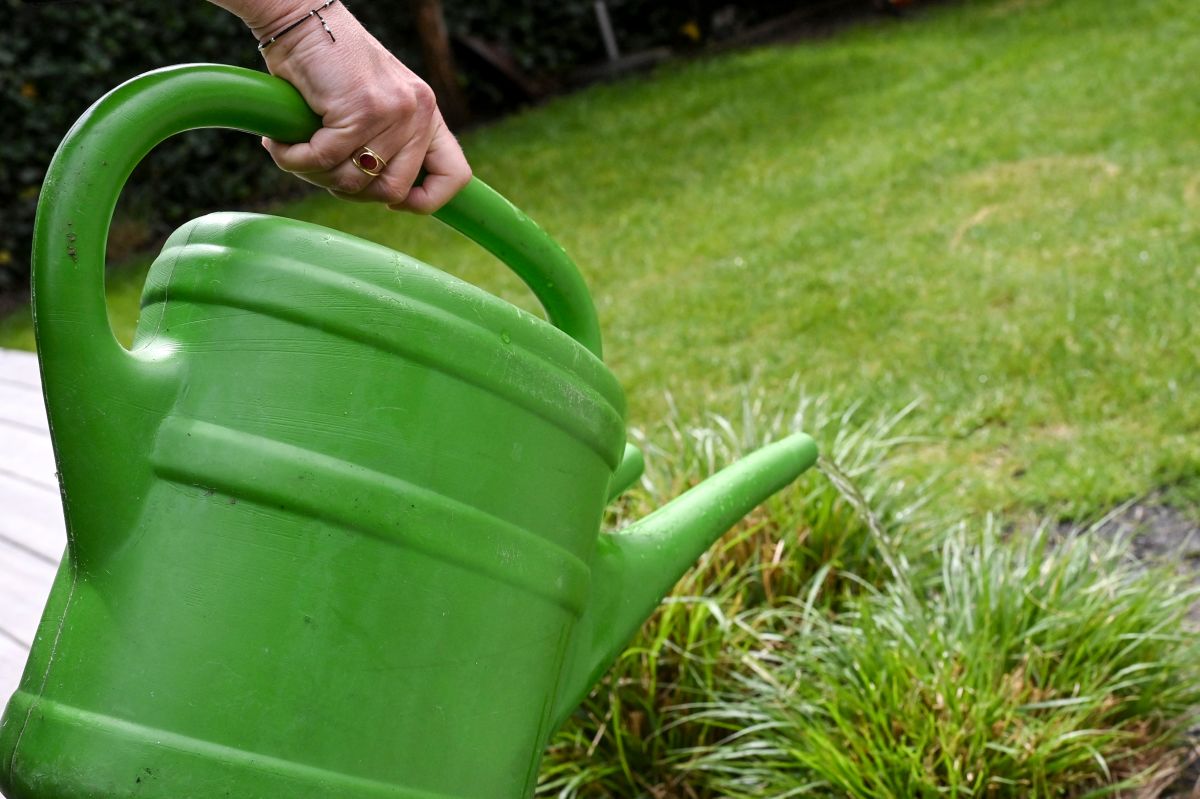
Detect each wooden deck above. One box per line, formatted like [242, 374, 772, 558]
[0, 348, 65, 702]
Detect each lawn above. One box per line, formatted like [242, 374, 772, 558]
[4, 0, 1200, 794]
[4, 0, 1197, 524]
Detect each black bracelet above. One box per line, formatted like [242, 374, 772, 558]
[257, 0, 339, 52]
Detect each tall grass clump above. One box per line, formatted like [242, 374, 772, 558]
[538, 386, 938, 797]
[627, 384, 939, 601]
[540, 386, 1200, 797]
[691, 523, 1200, 798]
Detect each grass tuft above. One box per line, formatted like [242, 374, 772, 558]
[540, 386, 938, 798]
[688, 522, 1200, 798]
[541, 386, 1200, 798]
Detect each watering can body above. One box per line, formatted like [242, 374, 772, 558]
[0, 65, 817, 798]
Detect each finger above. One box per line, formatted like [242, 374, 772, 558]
[391, 123, 472, 214]
[263, 119, 385, 175]
[336, 122, 434, 206]
[315, 130, 407, 196]
[276, 114, 413, 196]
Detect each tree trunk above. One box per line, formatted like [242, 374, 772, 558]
[412, 0, 470, 127]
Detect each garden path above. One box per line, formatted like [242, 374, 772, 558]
[0, 348, 64, 701]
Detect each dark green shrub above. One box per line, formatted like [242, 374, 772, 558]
[2, 1, 294, 294]
[1, 0, 851, 297]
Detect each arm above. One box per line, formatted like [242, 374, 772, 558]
[209, 0, 471, 213]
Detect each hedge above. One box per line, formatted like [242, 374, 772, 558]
[2, 0, 825, 296]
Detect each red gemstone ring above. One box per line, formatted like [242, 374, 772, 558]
[352, 146, 387, 177]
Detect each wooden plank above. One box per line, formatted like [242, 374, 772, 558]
[0, 472, 65, 564]
[0, 537, 57, 651]
[0, 536, 58, 702]
[0, 350, 63, 565]
[0, 347, 58, 705]
[0, 634, 33, 705]
[0, 381, 49, 432]
[0, 425, 57, 495]
[0, 349, 40, 390]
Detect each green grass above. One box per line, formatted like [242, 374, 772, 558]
[539, 388, 1200, 797]
[539, 389, 941, 797]
[5, 1, 1198, 794]
[685, 522, 1200, 798]
[6, 0, 1198, 522]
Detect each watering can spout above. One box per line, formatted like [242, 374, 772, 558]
[551, 432, 818, 729]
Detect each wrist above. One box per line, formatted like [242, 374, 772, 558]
[244, 0, 312, 41]
[208, 0, 308, 39]
[255, 0, 358, 64]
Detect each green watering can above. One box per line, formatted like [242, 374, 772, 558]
[0, 64, 817, 798]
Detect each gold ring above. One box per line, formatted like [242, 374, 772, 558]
[352, 146, 387, 177]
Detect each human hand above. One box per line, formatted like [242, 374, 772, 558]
[219, 0, 471, 213]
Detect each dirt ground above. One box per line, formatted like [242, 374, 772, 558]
[1083, 501, 1200, 617]
[1079, 501, 1200, 798]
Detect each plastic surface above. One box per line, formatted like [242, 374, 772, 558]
[0, 64, 818, 798]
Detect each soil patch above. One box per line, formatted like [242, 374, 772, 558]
[1081, 501, 1200, 590]
[1071, 500, 1200, 798]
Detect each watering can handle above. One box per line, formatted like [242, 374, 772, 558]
[31, 63, 604, 391]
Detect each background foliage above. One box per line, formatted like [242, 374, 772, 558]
[1, 0, 822, 296]
[3, 0, 1198, 793]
